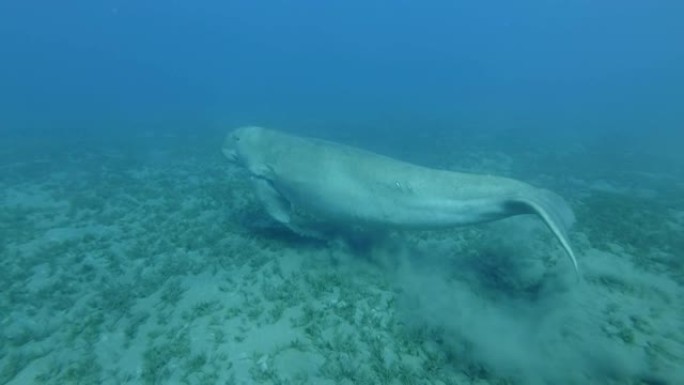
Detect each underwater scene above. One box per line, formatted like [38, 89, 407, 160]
[1, 1, 683, 385]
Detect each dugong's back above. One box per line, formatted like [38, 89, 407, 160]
[255, 128, 428, 181]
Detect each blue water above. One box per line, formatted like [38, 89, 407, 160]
[2, 1, 683, 143]
[1, 1, 684, 384]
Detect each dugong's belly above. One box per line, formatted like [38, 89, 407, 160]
[273, 174, 514, 229]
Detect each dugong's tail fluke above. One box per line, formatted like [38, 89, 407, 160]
[513, 189, 580, 279]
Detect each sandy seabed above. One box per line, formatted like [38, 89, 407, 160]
[1, 138, 682, 385]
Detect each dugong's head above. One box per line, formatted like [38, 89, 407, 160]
[222, 126, 271, 170]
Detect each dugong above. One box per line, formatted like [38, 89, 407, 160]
[223, 126, 579, 277]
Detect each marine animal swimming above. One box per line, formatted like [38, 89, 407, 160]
[223, 126, 579, 276]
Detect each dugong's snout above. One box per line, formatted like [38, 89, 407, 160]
[222, 131, 240, 163]
[222, 126, 267, 165]
[222, 147, 238, 162]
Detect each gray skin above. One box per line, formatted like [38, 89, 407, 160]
[223, 126, 579, 277]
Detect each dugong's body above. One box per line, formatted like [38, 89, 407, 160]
[223, 126, 579, 276]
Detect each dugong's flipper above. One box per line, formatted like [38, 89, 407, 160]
[252, 178, 333, 239]
[252, 179, 291, 224]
